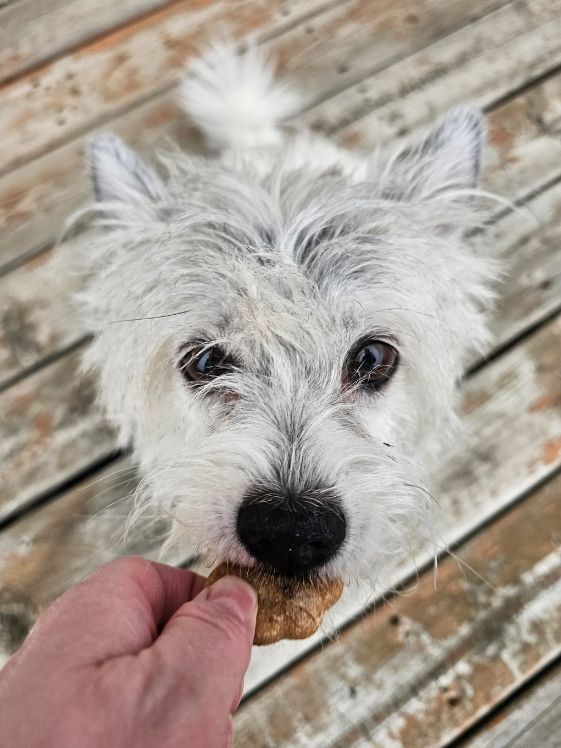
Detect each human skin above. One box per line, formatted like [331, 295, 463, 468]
[0, 557, 257, 747]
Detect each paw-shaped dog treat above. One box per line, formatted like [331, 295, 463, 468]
[205, 563, 343, 645]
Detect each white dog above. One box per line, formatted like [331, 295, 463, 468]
[79, 40, 497, 586]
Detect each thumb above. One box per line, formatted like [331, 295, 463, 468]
[151, 576, 257, 712]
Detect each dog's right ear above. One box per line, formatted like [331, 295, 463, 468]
[87, 132, 165, 214]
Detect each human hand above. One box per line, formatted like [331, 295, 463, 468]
[0, 557, 257, 747]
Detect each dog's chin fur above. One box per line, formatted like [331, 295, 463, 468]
[75, 39, 499, 585]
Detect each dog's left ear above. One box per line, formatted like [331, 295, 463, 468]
[87, 132, 165, 212]
[388, 108, 484, 231]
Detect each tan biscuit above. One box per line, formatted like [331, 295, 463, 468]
[205, 563, 343, 645]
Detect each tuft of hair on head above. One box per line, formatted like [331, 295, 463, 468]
[179, 37, 301, 150]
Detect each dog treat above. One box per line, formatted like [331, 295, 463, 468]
[205, 563, 344, 645]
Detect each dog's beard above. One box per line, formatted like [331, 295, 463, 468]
[125, 400, 437, 585]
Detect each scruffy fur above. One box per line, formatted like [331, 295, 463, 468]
[79, 40, 498, 586]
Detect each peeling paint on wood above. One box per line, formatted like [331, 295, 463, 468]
[0, 349, 115, 520]
[0, 0, 341, 176]
[461, 660, 561, 747]
[0, 0, 171, 83]
[304, 0, 561, 151]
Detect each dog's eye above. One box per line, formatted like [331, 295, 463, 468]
[346, 340, 398, 389]
[179, 345, 234, 383]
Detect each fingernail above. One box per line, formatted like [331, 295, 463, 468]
[206, 576, 258, 622]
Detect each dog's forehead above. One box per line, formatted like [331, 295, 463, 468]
[180, 244, 423, 363]
[214, 258, 353, 350]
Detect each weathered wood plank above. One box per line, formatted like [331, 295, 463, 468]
[266, 0, 509, 110]
[479, 179, 561, 348]
[0, 246, 87, 388]
[462, 660, 561, 747]
[3, 62, 561, 388]
[0, 0, 172, 83]
[0, 349, 116, 520]
[0, 95, 206, 272]
[0, 0, 508, 270]
[2, 142, 561, 521]
[0, 0, 337, 176]
[2, 279, 561, 698]
[235, 463, 561, 747]
[0, 455, 188, 651]
[483, 74, 561, 200]
[304, 0, 561, 154]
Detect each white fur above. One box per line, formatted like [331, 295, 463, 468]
[77, 41, 499, 587]
[179, 39, 300, 149]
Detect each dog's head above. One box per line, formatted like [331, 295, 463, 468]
[79, 109, 496, 582]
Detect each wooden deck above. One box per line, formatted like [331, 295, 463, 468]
[1, 0, 561, 744]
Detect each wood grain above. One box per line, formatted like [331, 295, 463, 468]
[0, 455, 190, 650]
[0, 0, 334, 175]
[462, 661, 561, 747]
[0, 0, 172, 83]
[0, 348, 116, 521]
[0, 0, 508, 269]
[235, 463, 561, 747]
[304, 0, 561, 150]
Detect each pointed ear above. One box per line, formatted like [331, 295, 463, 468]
[87, 132, 165, 208]
[390, 108, 484, 201]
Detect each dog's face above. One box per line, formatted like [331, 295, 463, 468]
[79, 110, 496, 582]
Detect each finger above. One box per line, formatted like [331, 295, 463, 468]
[151, 576, 257, 713]
[27, 558, 206, 664]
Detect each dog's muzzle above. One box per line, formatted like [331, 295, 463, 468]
[236, 487, 346, 577]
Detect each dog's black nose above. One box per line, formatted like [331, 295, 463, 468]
[236, 488, 346, 577]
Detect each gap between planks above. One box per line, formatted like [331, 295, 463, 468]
[0, 0, 512, 175]
[0, 0, 176, 86]
[453, 656, 561, 747]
